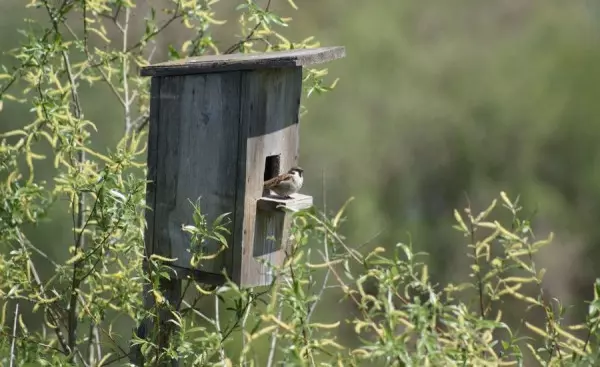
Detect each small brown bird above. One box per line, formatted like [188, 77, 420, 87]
[263, 167, 304, 199]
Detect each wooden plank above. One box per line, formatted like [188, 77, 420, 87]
[251, 193, 313, 285]
[144, 77, 161, 259]
[253, 210, 285, 257]
[153, 72, 241, 276]
[252, 209, 286, 285]
[140, 47, 346, 77]
[131, 76, 162, 366]
[130, 281, 152, 366]
[256, 193, 314, 212]
[155, 277, 182, 366]
[234, 67, 303, 287]
[152, 76, 183, 263]
[133, 77, 183, 367]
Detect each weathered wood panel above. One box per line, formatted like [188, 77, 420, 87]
[253, 194, 313, 284]
[135, 76, 183, 367]
[152, 72, 242, 275]
[256, 193, 314, 212]
[144, 77, 161, 260]
[252, 209, 285, 285]
[141, 47, 346, 77]
[150, 76, 181, 263]
[233, 66, 303, 287]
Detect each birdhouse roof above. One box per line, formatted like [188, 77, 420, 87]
[140, 46, 345, 77]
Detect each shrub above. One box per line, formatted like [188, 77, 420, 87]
[1, 1, 599, 366]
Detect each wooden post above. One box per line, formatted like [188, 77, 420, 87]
[131, 47, 345, 365]
[130, 276, 181, 366]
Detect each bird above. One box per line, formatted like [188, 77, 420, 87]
[263, 167, 304, 199]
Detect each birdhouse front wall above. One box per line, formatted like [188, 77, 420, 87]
[231, 67, 302, 287]
[145, 66, 303, 286]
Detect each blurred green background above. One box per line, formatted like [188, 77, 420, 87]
[299, 0, 600, 316]
[3, 0, 600, 353]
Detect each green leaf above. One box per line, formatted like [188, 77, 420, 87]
[268, 13, 288, 27]
[109, 189, 126, 203]
[168, 44, 181, 59]
[213, 212, 231, 227]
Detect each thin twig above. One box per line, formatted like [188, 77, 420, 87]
[19, 233, 59, 267]
[15, 229, 70, 355]
[87, 0, 184, 70]
[40, 0, 87, 357]
[303, 211, 362, 263]
[87, 322, 95, 365]
[94, 325, 102, 362]
[214, 293, 227, 363]
[9, 303, 19, 367]
[76, 291, 131, 361]
[181, 299, 214, 324]
[1, 329, 67, 355]
[306, 169, 330, 322]
[134, 116, 150, 134]
[122, 6, 133, 135]
[219, 287, 271, 343]
[465, 197, 485, 318]
[285, 244, 315, 367]
[240, 297, 253, 366]
[224, 0, 273, 54]
[0, 27, 53, 97]
[265, 298, 284, 367]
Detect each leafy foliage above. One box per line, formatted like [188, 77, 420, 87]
[1, 0, 600, 366]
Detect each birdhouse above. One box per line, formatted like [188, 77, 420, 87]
[140, 47, 345, 288]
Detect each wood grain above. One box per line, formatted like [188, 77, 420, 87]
[253, 194, 313, 284]
[252, 209, 286, 285]
[233, 66, 303, 287]
[141, 47, 346, 77]
[144, 77, 161, 260]
[145, 65, 326, 287]
[256, 193, 314, 212]
[152, 72, 241, 275]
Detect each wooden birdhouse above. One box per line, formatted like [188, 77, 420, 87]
[140, 47, 345, 287]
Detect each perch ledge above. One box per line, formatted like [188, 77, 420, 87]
[257, 193, 313, 212]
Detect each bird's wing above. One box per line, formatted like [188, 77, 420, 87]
[264, 173, 293, 188]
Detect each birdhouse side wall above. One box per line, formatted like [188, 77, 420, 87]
[145, 72, 243, 276]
